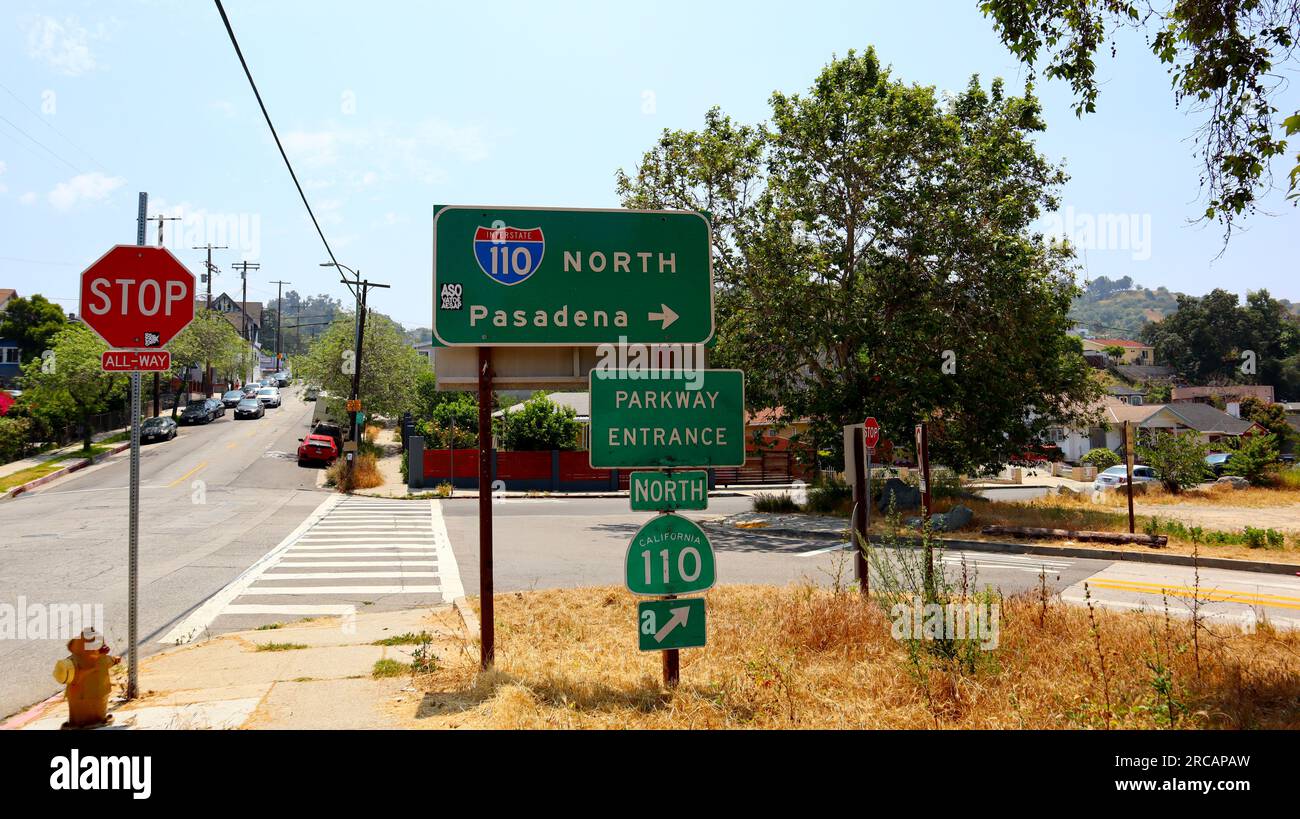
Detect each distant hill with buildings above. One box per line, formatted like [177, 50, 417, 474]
[1071, 275, 1300, 339]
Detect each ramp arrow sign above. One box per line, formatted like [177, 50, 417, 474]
[638, 597, 706, 651]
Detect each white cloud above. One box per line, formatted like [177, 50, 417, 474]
[48, 171, 125, 210]
[281, 118, 490, 185]
[24, 15, 108, 76]
[19, 192, 37, 206]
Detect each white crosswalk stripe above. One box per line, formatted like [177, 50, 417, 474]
[159, 495, 463, 642]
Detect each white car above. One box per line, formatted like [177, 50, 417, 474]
[256, 386, 282, 408]
[1092, 464, 1158, 491]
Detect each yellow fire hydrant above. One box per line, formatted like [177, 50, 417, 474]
[53, 628, 120, 729]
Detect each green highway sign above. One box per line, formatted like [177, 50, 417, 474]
[589, 369, 745, 468]
[638, 597, 706, 651]
[432, 205, 713, 346]
[624, 513, 715, 595]
[629, 470, 709, 512]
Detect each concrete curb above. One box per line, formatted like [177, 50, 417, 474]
[452, 596, 480, 639]
[2, 442, 131, 500]
[710, 522, 1300, 577]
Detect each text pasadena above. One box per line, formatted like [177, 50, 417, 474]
[469, 304, 628, 328]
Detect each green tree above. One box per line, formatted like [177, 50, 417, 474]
[297, 311, 425, 418]
[165, 311, 253, 415]
[0, 294, 68, 365]
[495, 392, 579, 451]
[1137, 430, 1211, 493]
[21, 324, 127, 451]
[618, 49, 1101, 473]
[1225, 432, 1280, 485]
[981, 0, 1300, 237]
[1238, 395, 1293, 450]
[1140, 288, 1300, 385]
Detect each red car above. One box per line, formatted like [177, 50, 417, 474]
[297, 433, 339, 466]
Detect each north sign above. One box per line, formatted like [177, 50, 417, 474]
[638, 597, 706, 652]
[629, 470, 709, 512]
[624, 513, 715, 595]
[432, 206, 713, 346]
[589, 369, 745, 468]
[78, 245, 196, 350]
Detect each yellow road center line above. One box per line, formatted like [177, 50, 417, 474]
[168, 461, 207, 488]
[1086, 580, 1300, 610]
[1087, 576, 1300, 603]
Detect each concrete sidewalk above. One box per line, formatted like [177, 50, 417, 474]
[5, 605, 469, 730]
[0, 427, 131, 481]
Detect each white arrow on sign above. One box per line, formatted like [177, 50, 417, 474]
[654, 605, 691, 642]
[647, 304, 679, 330]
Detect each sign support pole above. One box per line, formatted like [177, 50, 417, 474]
[478, 346, 494, 670]
[126, 194, 147, 702]
[1124, 420, 1136, 534]
[662, 590, 679, 689]
[916, 422, 934, 602]
[851, 427, 869, 594]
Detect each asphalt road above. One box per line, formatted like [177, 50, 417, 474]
[0, 389, 328, 719]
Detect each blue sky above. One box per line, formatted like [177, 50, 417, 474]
[2, 0, 1297, 330]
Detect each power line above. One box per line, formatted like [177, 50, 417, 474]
[0, 112, 83, 174]
[213, 0, 340, 273]
[0, 79, 107, 170]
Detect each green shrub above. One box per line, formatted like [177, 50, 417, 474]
[0, 416, 33, 465]
[1224, 433, 1279, 486]
[495, 392, 580, 451]
[804, 477, 852, 514]
[752, 492, 799, 513]
[1137, 431, 1210, 493]
[1081, 447, 1120, 470]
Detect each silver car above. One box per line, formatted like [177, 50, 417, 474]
[1093, 464, 1158, 491]
[256, 386, 282, 408]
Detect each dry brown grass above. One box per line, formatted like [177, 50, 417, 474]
[402, 585, 1300, 729]
[326, 451, 384, 492]
[928, 496, 1300, 563]
[1086, 481, 1300, 509]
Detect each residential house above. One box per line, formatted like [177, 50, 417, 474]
[1080, 337, 1155, 365]
[1170, 384, 1275, 406]
[0, 288, 19, 386]
[1104, 384, 1147, 405]
[1048, 398, 1265, 461]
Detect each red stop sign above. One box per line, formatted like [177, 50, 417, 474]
[79, 246, 196, 349]
[863, 417, 881, 449]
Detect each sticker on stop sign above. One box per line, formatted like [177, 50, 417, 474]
[78, 246, 196, 349]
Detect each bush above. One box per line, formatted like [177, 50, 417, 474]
[496, 392, 580, 451]
[1081, 447, 1120, 470]
[804, 477, 852, 514]
[1137, 431, 1209, 493]
[0, 416, 33, 465]
[327, 452, 384, 492]
[1224, 433, 1279, 486]
[752, 492, 799, 513]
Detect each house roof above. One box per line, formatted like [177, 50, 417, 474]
[1170, 384, 1275, 403]
[1105, 384, 1145, 396]
[1161, 402, 1259, 435]
[1114, 364, 1178, 381]
[494, 391, 590, 420]
[0, 289, 16, 311]
[1087, 337, 1150, 348]
[746, 407, 810, 427]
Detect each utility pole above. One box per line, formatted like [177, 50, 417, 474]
[147, 213, 182, 247]
[232, 261, 260, 385]
[339, 276, 389, 475]
[193, 243, 228, 396]
[269, 280, 291, 370]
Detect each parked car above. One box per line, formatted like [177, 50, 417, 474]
[1092, 464, 1159, 491]
[1205, 452, 1232, 477]
[140, 416, 177, 442]
[234, 397, 265, 419]
[220, 389, 245, 408]
[179, 399, 222, 424]
[303, 385, 320, 401]
[241, 385, 259, 398]
[256, 387, 282, 408]
[274, 372, 290, 388]
[311, 421, 345, 452]
[297, 432, 339, 466]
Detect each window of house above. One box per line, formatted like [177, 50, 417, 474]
[1, 347, 19, 364]
[1130, 396, 1142, 406]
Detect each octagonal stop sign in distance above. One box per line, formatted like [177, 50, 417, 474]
[78, 245, 197, 350]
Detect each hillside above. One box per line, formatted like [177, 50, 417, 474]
[1070, 276, 1300, 338]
